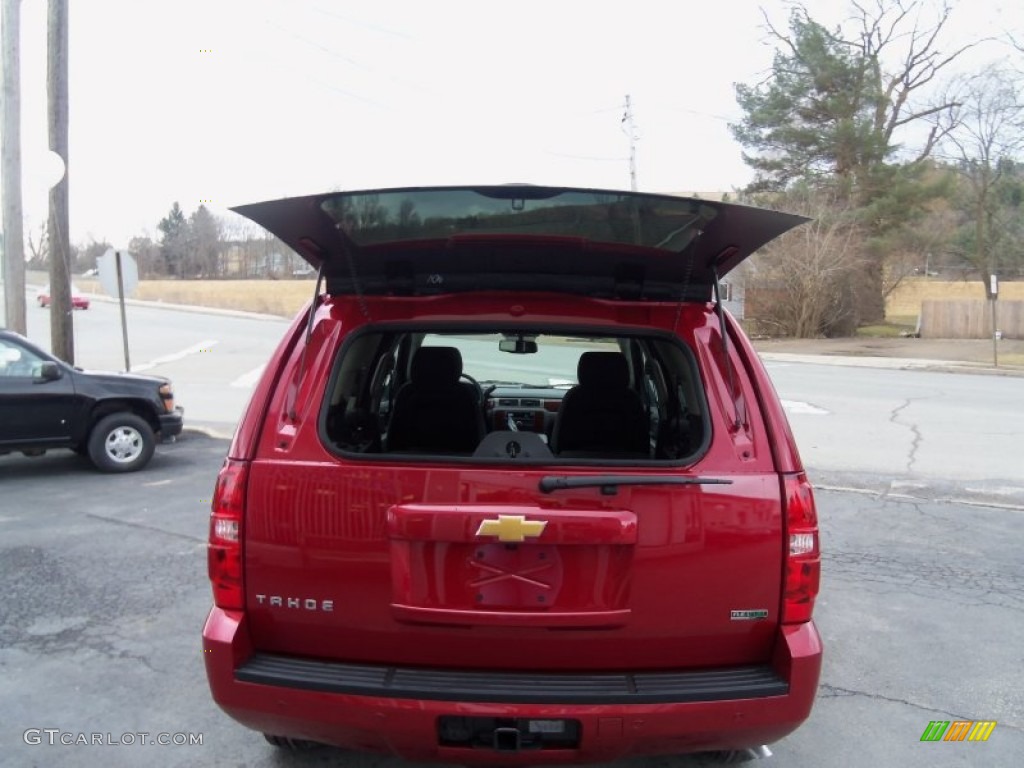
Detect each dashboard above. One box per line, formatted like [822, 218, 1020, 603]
[484, 386, 566, 438]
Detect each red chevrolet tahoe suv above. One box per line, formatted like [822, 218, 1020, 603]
[203, 186, 822, 763]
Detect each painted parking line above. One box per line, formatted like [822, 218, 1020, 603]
[133, 339, 219, 372]
[781, 399, 829, 415]
[231, 365, 265, 388]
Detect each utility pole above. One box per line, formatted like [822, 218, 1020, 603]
[2, 0, 26, 334]
[48, 0, 73, 363]
[621, 94, 639, 191]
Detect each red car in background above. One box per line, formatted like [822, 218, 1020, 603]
[37, 284, 90, 310]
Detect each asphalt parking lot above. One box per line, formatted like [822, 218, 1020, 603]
[1, 433, 1022, 767]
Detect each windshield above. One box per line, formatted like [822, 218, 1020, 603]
[421, 333, 619, 389]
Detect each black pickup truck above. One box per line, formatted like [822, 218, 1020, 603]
[0, 329, 184, 472]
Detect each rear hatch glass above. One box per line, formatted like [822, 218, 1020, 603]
[322, 329, 709, 463]
[232, 186, 808, 301]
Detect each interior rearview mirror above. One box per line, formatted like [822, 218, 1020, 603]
[499, 338, 538, 354]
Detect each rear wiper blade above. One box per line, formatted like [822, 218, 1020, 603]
[539, 475, 732, 495]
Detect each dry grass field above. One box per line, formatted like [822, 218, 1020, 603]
[75, 277, 315, 317]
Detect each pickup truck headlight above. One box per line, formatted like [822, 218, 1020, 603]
[159, 383, 175, 413]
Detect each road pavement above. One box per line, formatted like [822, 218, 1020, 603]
[762, 361, 1024, 507]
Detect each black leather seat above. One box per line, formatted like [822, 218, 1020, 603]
[387, 347, 485, 453]
[552, 351, 650, 457]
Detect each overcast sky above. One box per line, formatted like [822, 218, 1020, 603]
[5, 0, 1022, 247]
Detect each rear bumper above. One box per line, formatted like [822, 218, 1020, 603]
[203, 608, 822, 763]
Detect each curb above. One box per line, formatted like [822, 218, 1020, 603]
[85, 293, 290, 323]
[757, 352, 1024, 377]
[182, 425, 234, 441]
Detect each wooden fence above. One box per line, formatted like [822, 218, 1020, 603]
[887, 279, 1024, 318]
[920, 300, 1024, 339]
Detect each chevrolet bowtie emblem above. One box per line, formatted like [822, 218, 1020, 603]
[475, 515, 547, 543]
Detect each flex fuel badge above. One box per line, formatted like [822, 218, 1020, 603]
[730, 609, 769, 621]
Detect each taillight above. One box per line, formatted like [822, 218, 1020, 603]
[782, 472, 820, 624]
[208, 459, 248, 610]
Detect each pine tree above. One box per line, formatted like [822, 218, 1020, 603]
[158, 202, 188, 277]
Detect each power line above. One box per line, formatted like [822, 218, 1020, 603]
[622, 94, 639, 191]
[544, 150, 627, 163]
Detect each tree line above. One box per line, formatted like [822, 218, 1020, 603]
[28, 201, 308, 280]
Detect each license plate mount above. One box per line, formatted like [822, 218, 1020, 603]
[438, 716, 581, 750]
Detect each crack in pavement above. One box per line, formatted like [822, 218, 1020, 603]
[878, 496, 975, 536]
[889, 398, 923, 473]
[819, 684, 963, 718]
[821, 550, 1024, 612]
[85, 513, 205, 544]
[817, 685, 1023, 731]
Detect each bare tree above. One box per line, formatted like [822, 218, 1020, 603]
[189, 205, 222, 277]
[76, 239, 112, 273]
[218, 214, 255, 277]
[881, 190, 959, 297]
[746, 186, 865, 337]
[942, 68, 1024, 296]
[127, 235, 163, 278]
[845, 0, 977, 163]
[26, 221, 49, 269]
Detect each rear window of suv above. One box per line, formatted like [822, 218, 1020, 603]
[320, 328, 709, 465]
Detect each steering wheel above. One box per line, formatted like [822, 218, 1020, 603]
[461, 373, 485, 405]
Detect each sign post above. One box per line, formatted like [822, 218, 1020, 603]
[97, 248, 139, 372]
[115, 252, 130, 371]
[990, 274, 998, 368]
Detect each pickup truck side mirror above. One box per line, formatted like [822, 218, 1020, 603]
[37, 361, 62, 382]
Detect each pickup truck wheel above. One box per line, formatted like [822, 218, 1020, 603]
[87, 413, 156, 472]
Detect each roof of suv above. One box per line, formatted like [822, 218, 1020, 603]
[233, 185, 808, 302]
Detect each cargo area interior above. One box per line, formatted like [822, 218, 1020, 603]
[321, 329, 710, 463]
